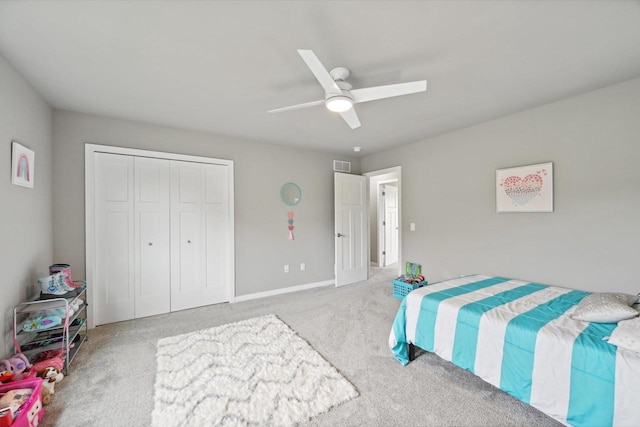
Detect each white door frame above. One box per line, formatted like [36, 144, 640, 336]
[378, 180, 399, 266]
[85, 143, 235, 328]
[364, 166, 402, 276]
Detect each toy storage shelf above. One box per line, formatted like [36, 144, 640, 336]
[13, 287, 88, 375]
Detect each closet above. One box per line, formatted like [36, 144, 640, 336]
[88, 146, 234, 325]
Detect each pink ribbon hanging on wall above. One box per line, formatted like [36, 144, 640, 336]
[287, 211, 295, 240]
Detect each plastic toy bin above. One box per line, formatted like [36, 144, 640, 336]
[0, 377, 44, 427]
[393, 278, 428, 299]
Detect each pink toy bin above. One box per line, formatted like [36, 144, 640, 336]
[0, 377, 44, 427]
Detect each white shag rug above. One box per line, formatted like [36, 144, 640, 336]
[151, 314, 359, 426]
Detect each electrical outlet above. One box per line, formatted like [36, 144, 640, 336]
[410, 222, 416, 231]
[284, 264, 289, 273]
[300, 263, 306, 271]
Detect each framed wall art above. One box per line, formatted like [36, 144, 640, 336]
[11, 141, 35, 188]
[496, 162, 552, 213]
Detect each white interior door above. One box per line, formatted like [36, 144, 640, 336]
[170, 160, 231, 311]
[383, 184, 399, 266]
[203, 163, 232, 304]
[170, 161, 203, 311]
[94, 153, 135, 325]
[134, 157, 171, 318]
[335, 172, 368, 287]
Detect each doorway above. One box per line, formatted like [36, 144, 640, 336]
[365, 167, 401, 274]
[380, 183, 399, 266]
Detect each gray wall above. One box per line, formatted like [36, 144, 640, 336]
[52, 110, 360, 300]
[4, 49, 638, 357]
[0, 54, 53, 358]
[362, 77, 640, 294]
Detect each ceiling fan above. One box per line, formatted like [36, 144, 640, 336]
[268, 49, 427, 129]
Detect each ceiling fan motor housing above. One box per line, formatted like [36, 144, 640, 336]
[329, 67, 350, 81]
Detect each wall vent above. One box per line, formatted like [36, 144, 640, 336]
[333, 160, 352, 173]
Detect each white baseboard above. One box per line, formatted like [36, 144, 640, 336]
[370, 262, 379, 267]
[233, 279, 334, 303]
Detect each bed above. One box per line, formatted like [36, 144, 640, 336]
[389, 275, 640, 426]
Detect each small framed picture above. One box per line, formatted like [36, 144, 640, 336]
[496, 162, 553, 213]
[11, 141, 35, 188]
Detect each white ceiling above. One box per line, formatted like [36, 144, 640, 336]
[1, 1, 640, 157]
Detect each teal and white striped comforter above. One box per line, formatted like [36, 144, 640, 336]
[389, 275, 640, 426]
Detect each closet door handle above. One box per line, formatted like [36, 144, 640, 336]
[187, 240, 192, 243]
[148, 242, 153, 246]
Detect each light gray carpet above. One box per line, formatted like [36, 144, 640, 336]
[41, 267, 563, 426]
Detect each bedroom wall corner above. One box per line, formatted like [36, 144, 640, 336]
[0, 53, 53, 358]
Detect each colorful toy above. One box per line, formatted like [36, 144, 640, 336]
[40, 385, 51, 406]
[37, 272, 73, 295]
[49, 263, 86, 289]
[0, 353, 32, 381]
[21, 298, 83, 338]
[22, 315, 62, 333]
[36, 367, 63, 405]
[0, 370, 13, 383]
[405, 261, 422, 277]
[21, 299, 82, 334]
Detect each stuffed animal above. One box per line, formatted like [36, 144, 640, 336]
[0, 370, 13, 383]
[41, 384, 51, 405]
[0, 353, 32, 381]
[37, 366, 64, 402]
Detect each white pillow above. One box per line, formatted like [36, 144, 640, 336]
[570, 292, 639, 323]
[607, 317, 640, 353]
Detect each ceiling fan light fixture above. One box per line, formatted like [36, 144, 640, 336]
[269, 50, 427, 130]
[325, 95, 353, 113]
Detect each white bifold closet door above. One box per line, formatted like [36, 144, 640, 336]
[94, 153, 230, 325]
[170, 160, 231, 311]
[134, 157, 171, 318]
[94, 153, 136, 324]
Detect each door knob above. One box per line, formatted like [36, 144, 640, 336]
[187, 240, 192, 243]
[148, 242, 153, 246]
[337, 233, 347, 237]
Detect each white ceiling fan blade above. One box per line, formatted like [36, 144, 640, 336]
[339, 108, 361, 129]
[297, 49, 341, 94]
[351, 80, 427, 104]
[268, 99, 325, 114]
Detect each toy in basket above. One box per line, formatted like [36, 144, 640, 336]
[0, 377, 44, 427]
[405, 261, 422, 277]
[393, 262, 427, 299]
